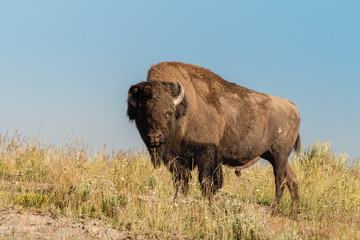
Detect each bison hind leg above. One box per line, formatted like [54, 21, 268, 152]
[285, 163, 300, 214]
[262, 151, 299, 213]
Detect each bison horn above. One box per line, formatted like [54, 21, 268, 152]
[173, 81, 185, 106]
[128, 92, 137, 108]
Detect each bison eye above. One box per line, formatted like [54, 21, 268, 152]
[165, 110, 173, 119]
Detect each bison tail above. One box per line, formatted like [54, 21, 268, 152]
[293, 134, 301, 154]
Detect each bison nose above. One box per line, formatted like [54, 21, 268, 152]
[147, 131, 164, 147]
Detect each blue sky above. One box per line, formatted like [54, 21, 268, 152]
[1, 1, 359, 161]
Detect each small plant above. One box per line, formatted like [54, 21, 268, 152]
[16, 192, 50, 208]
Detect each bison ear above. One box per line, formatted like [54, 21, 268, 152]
[127, 86, 138, 121]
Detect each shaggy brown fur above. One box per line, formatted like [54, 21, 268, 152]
[127, 62, 301, 213]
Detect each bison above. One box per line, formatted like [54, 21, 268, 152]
[127, 62, 300, 212]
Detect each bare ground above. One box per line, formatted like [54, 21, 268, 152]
[0, 208, 130, 240]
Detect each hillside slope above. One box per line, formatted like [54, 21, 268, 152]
[0, 133, 359, 239]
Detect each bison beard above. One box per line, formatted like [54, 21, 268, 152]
[127, 62, 301, 213]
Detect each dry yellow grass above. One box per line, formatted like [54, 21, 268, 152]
[0, 132, 359, 239]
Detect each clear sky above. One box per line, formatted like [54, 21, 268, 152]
[1, 1, 359, 161]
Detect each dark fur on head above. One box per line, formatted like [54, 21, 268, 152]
[127, 81, 188, 169]
[127, 81, 188, 121]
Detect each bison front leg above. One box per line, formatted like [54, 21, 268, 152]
[168, 159, 191, 201]
[197, 146, 223, 199]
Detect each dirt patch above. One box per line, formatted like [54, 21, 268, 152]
[0, 208, 130, 240]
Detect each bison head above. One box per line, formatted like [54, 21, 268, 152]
[127, 81, 188, 168]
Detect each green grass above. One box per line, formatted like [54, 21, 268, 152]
[0, 132, 359, 239]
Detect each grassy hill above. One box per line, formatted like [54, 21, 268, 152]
[0, 133, 359, 239]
